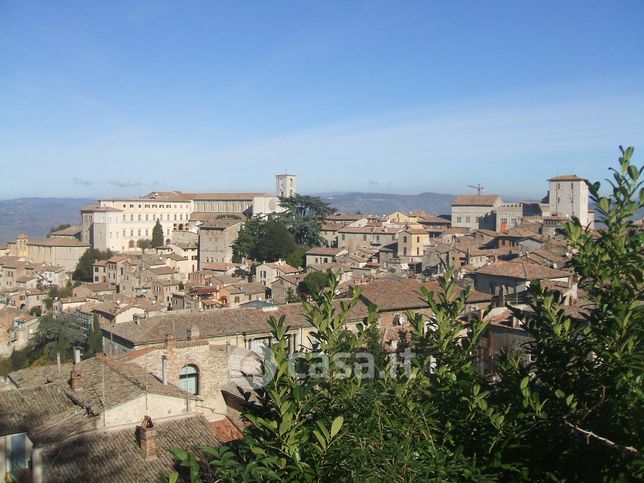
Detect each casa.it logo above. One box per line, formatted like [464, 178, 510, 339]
[228, 345, 277, 390]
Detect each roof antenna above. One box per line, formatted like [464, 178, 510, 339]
[468, 184, 486, 196]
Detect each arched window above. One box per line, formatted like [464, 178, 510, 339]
[179, 364, 199, 395]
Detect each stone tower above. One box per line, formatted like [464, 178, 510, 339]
[276, 173, 297, 198]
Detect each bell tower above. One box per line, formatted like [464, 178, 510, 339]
[276, 173, 297, 198]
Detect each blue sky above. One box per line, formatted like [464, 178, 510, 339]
[1, 1, 643, 200]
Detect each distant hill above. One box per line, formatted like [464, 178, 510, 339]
[0, 197, 94, 244]
[318, 191, 455, 217]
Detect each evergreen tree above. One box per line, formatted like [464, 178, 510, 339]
[277, 194, 335, 246]
[86, 315, 103, 356]
[252, 220, 296, 262]
[72, 248, 113, 282]
[152, 219, 164, 247]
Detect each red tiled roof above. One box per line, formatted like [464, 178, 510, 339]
[548, 175, 586, 181]
[452, 195, 502, 206]
[474, 261, 572, 280]
[359, 279, 491, 312]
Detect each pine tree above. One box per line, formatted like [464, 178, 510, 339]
[152, 219, 164, 247]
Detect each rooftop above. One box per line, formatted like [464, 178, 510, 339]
[41, 415, 220, 483]
[474, 260, 572, 280]
[102, 301, 369, 346]
[26, 238, 89, 247]
[359, 278, 492, 312]
[452, 195, 502, 207]
[548, 175, 587, 182]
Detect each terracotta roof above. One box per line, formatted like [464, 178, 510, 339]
[260, 262, 300, 274]
[337, 226, 400, 234]
[10, 356, 197, 404]
[190, 212, 243, 223]
[201, 219, 244, 229]
[82, 282, 115, 292]
[474, 261, 572, 280]
[0, 383, 79, 439]
[211, 416, 245, 443]
[103, 301, 369, 346]
[497, 228, 542, 239]
[81, 204, 123, 212]
[548, 175, 586, 181]
[150, 266, 176, 276]
[359, 279, 491, 312]
[26, 238, 89, 247]
[41, 415, 220, 483]
[452, 195, 502, 206]
[305, 247, 347, 256]
[403, 227, 429, 235]
[176, 192, 269, 200]
[49, 225, 81, 236]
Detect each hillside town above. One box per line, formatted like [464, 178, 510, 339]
[0, 169, 606, 480]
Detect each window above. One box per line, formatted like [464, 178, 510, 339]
[179, 364, 199, 395]
[8, 433, 30, 472]
[403, 236, 407, 243]
[457, 217, 462, 223]
[416, 236, 420, 242]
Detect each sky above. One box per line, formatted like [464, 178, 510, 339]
[1, 0, 643, 200]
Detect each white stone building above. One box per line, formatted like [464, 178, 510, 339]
[547, 175, 593, 228]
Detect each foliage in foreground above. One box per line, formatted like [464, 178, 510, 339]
[172, 147, 643, 481]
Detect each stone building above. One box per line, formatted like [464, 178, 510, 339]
[276, 173, 297, 198]
[546, 175, 593, 228]
[451, 195, 502, 230]
[80, 190, 283, 253]
[198, 219, 243, 266]
[7, 236, 89, 272]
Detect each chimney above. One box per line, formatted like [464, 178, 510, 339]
[70, 368, 82, 391]
[187, 323, 200, 341]
[165, 333, 175, 350]
[161, 355, 168, 385]
[137, 416, 157, 460]
[73, 347, 81, 364]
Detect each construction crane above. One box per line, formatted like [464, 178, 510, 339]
[468, 184, 486, 196]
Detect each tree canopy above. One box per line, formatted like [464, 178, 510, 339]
[297, 270, 331, 300]
[277, 194, 335, 246]
[152, 219, 164, 247]
[233, 218, 297, 263]
[173, 147, 643, 481]
[72, 248, 113, 282]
